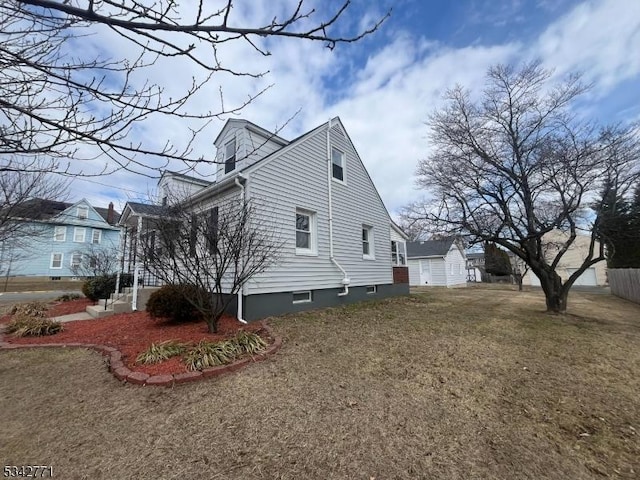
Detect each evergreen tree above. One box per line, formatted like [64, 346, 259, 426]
[484, 242, 512, 276]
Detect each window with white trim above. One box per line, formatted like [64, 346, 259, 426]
[71, 253, 82, 268]
[50, 253, 63, 269]
[77, 206, 88, 219]
[391, 241, 406, 265]
[362, 225, 374, 260]
[295, 209, 316, 255]
[91, 229, 101, 244]
[54, 226, 66, 242]
[331, 147, 345, 182]
[74, 227, 86, 243]
[225, 138, 236, 174]
[292, 291, 312, 304]
[366, 285, 377, 294]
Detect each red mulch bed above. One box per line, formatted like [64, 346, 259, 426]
[47, 298, 94, 317]
[3, 311, 267, 376]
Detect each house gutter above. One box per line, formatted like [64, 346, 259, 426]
[326, 118, 350, 296]
[234, 174, 248, 324]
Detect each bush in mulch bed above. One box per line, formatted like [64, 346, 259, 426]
[3, 311, 270, 376]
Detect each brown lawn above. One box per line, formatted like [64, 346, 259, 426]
[1, 286, 638, 479]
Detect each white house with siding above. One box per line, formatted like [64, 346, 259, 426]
[117, 118, 409, 321]
[407, 238, 467, 287]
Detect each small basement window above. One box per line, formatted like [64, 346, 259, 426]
[292, 291, 312, 304]
[366, 285, 377, 294]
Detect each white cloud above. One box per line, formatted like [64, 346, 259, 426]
[55, 0, 640, 221]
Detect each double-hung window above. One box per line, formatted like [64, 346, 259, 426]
[77, 206, 88, 219]
[295, 209, 315, 255]
[50, 253, 63, 269]
[91, 229, 101, 244]
[391, 241, 406, 265]
[362, 226, 374, 260]
[225, 138, 236, 174]
[74, 227, 86, 243]
[331, 147, 345, 182]
[71, 254, 82, 268]
[54, 226, 66, 242]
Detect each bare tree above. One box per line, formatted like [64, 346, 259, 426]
[70, 244, 120, 277]
[406, 62, 640, 313]
[0, 158, 70, 244]
[1, 1, 388, 177]
[140, 195, 281, 332]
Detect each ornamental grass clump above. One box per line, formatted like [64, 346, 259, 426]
[9, 301, 48, 317]
[233, 330, 268, 355]
[183, 331, 268, 371]
[136, 341, 188, 365]
[6, 315, 63, 337]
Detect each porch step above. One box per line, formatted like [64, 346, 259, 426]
[86, 305, 116, 319]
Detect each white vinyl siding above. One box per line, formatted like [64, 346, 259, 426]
[244, 122, 392, 294]
[73, 227, 86, 243]
[50, 253, 63, 269]
[54, 226, 66, 242]
[92, 229, 102, 244]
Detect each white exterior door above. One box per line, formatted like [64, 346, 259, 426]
[420, 260, 432, 285]
[567, 268, 597, 286]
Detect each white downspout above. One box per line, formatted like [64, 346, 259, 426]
[326, 118, 350, 296]
[132, 215, 142, 311]
[234, 175, 248, 323]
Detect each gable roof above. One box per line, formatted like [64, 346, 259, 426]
[124, 201, 167, 217]
[214, 118, 289, 147]
[407, 238, 456, 258]
[159, 170, 212, 188]
[7, 198, 120, 225]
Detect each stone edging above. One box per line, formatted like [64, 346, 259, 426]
[0, 321, 282, 387]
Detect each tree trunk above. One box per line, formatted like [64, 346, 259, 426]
[539, 273, 568, 313]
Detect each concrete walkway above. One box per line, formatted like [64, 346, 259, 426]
[50, 312, 94, 323]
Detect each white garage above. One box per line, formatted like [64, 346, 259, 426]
[529, 267, 598, 287]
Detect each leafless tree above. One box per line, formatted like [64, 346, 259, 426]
[140, 195, 282, 332]
[1, 1, 388, 178]
[70, 244, 120, 277]
[0, 158, 70, 244]
[405, 62, 640, 313]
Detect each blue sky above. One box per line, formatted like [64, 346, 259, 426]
[69, 0, 640, 218]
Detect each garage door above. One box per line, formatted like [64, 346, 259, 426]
[567, 268, 597, 286]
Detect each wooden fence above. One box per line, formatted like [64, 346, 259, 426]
[608, 269, 640, 304]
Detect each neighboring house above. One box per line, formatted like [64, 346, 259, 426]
[407, 238, 467, 287]
[523, 230, 607, 286]
[466, 252, 484, 282]
[118, 117, 410, 321]
[0, 198, 121, 279]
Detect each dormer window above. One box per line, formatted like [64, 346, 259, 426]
[77, 206, 88, 219]
[225, 138, 236, 174]
[331, 147, 345, 182]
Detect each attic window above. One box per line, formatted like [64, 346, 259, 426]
[331, 147, 345, 182]
[77, 206, 88, 219]
[225, 138, 236, 174]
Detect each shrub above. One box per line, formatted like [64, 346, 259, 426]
[82, 275, 117, 301]
[56, 293, 82, 302]
[9, 302, 48, 317]
[6, 315, 63, 337]
[136, 341, 187, 364]
[146, 284, 209, 323]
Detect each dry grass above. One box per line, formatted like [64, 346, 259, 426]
[1, 286, 639, 479]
